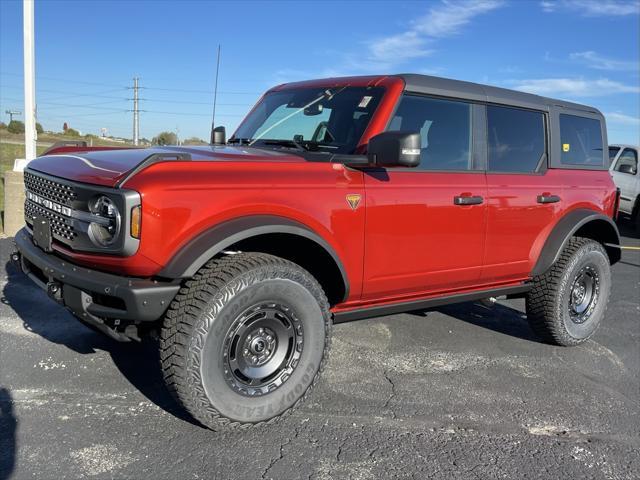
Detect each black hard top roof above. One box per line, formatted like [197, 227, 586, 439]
[396, 73, 601, 115]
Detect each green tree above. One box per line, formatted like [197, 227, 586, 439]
[64, 127, 80, 137]
[36, 122, 44, 134]
[0, 122, 7, 130]
[183, 136, 207, 145]
[7, 120, 25, 134]
[153, 131, 178, 146]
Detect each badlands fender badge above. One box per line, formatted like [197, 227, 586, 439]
[346, 194, 361, 211]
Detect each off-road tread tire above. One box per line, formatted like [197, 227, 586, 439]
[159, 252, 331, 430]
[526, 236, 610, 346]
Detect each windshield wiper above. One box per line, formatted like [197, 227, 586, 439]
[227, 137, 251, 145]
[258, 139, 308, 151]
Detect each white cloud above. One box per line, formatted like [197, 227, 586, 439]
[414, 0, 505, 37]
[606, 112, 640, 125]
[363, 0, 503, 68]
[368, 32, 433, 63]
[512, 78, 640, 97]
[570, 51, 640, 70]
[541, 0, 640, 16]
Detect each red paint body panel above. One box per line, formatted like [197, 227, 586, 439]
[362, 171, 487, 300]
[26, 75, 618, 314]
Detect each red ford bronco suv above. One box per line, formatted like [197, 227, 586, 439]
[14, 74, 620, 429]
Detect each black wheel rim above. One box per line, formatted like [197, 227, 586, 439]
[568, 264, 600, 324]
[222, 302, 304, 396]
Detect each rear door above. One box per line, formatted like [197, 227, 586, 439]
[361, 94, 487, 301]
[611, 148, 639, 215]
[482, 105, 561, 283]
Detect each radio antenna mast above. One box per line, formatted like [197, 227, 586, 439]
[210, 44, 221, 144]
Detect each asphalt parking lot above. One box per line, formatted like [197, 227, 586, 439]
[1, 224, 638, 480]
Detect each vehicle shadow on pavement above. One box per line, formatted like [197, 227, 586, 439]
[1, 260, 200, 428]
[617, 218, 639, 240]
[0, 387, 17, 480]
[413, 301, 540, 343]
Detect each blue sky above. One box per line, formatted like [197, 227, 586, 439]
[1, 0, 638, 144]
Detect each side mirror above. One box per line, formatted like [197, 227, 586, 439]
[210, 126, 226, 145]
[367, 131, 421, 168]
[618, 163, 637, 175]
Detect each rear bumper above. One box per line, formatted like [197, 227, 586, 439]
[14, 228, 180, 327]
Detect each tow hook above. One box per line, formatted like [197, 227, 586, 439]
[47, 281, 63, 303]
[10, 251, 20, 263]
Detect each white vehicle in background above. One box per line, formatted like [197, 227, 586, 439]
[609, 144, 640, 228]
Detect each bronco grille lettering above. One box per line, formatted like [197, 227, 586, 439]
[26, 191, 73, 217]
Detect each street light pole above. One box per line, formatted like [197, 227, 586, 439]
[23, 0, 37, 162]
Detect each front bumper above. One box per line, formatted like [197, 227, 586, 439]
[14, 228, 180, 339]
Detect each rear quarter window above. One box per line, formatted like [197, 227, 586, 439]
[559, 114, 604, 167]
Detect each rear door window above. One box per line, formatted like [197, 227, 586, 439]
[559, 114, 603, 166]
[487, 105, 545, 173]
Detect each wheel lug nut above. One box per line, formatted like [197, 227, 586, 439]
[252, 356, 258, 363]
[244, 349, 249, 355]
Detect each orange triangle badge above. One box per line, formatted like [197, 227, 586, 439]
[346, 194, 361, 210]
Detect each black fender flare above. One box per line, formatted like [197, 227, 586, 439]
[158, 215, 350, 298]
[531, 209, 621, 276]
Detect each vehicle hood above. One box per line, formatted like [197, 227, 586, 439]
[26, 146, 304, 188]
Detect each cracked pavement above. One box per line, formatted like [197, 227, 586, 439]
[1, 223, 639, 479]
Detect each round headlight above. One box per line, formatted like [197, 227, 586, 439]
[88, 195, 121, 247]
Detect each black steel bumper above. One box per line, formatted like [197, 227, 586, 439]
[14, 228, 180, 337]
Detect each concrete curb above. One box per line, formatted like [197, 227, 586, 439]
[3, 170, 25, 237]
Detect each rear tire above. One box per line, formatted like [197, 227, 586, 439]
[160, 252, 331, 429]
[526, 237, 611, 346]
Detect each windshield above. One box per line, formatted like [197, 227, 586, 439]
[608, 146, 620, 163]
[232, 86, 384, 154]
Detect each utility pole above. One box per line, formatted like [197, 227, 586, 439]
[132, 77, 139, 146]
[5, 110, 21, 123]
[23, 0, 36, 161]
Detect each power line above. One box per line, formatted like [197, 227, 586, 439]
[0, 71, 128, 89]
[141, 109, 245, 117]
[141, 86, 260, 95]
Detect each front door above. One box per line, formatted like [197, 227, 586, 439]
[361, 94, 487, 301]
[611, 147, 639, 215]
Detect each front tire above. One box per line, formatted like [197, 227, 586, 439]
[160, 253, 331, 429]
[526, 237, 611, 346]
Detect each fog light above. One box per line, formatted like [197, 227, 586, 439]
[130, 205, 141, 239]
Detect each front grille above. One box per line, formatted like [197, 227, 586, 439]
[22, 169, 140, 255]
[24, 171, 77, 206]
[24, 200, 77, 241]
[24, 171, 78, 247]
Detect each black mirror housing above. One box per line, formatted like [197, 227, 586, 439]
[367, 131, 421, 168]
[211, 126, 226, 145]
[618, 163, 637, 175]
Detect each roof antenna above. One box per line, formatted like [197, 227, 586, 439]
[210, 45, 225, 145]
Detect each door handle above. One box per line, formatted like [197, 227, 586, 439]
[537, 194, 561, 204]
[454, 195, 484, 206]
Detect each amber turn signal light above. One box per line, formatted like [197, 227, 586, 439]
[130, 205, 141, 239]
